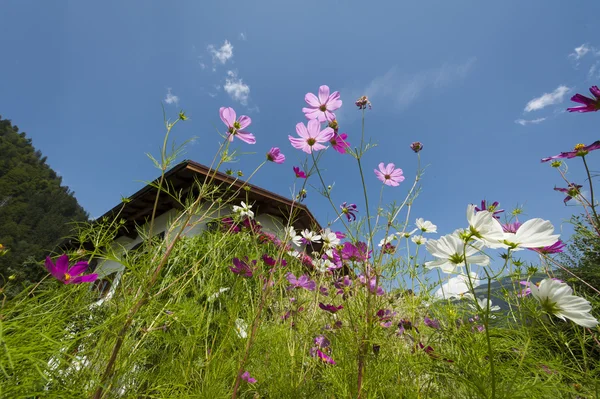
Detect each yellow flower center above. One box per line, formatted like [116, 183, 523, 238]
[328, 119, 338, 130]
[233, 121, 241, 129]
[64, 273, 72, 281]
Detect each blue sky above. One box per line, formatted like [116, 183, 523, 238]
[2, 1, 600, 269]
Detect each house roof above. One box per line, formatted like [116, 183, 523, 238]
[94, 159, 321, 240]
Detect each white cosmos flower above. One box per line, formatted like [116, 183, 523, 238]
[500, 219, 560, 251]
[466, 204, 505, 247]
[235, 318, 248, 338]
[232, 201, 254, 219]
[286, 227, 303, 247]
[301, 229, 322, 244]
[321, 228, 340, 249]
[207, 287, 230, 302]
[469, 297, 501, 318]
[529, 278, 598, 328]
[416, 218, 437, 233]
[314, 257, 334, 273]
[425, 233, 490, 274]
[378, 234, 396, 247]
[434, 272, 481, 300]
[397, 229, 417, 239]
[411, 235, 427, 245]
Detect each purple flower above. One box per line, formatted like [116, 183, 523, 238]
[554, 183, 582, 204]
[374, 163, 405, 186]
[531, 239, 566, 254]
[219, 107, 255, 144]
[341, 242, 371, 262]
[262, 254, 277, 267]
[293, 166, 307, 179]
[230, 257, 254, 277]
[222, 217, 241, 233]
[359, 275, 384, 296]
[266, 147, 285, 164]
[286, 272, 316, 291]
[397, 319, 414, 335]
[355, 95, 372, 110]
[315, 349, 336, 365]
[377, 309, 396, 328]
[381, 242, 396, 254]
[567, 86, 600, 113]
[502, 221, 522, 234]
[314, 335, 330, 348]
[410, 142, 423, 153]
[474, 200, 504, 220]
[517, 281, 532, 297]
[302, 85, 342, 122]
[335, 231, 346, 239]
[289, 120, 335, 154]
[330, 133, 350, 154]
[319, 303, 343, 313]
[44, 255, 98, 284]
[541, 141, 600, 162]
[423, 316, 441, 330]
[320, 286, 329, 296]
[340, 202, 358, 222]
[241, 371, 257, 384]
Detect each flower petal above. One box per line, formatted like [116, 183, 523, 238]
[318, 85, 330, 104]
[219, 107, 236, 127]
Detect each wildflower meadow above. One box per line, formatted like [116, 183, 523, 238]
[2, 84, 600, 399]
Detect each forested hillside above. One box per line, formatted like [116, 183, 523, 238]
[0, 116, 88, 292]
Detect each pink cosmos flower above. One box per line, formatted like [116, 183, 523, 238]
[293, 166, 307, 179]
[541, 141, 600, 162]
[266, 147, 285, 164]
[319, 303, 343, 313]
[286, 272, 316, 291]
[330, 133, 350, 154]
[45, 255, 98, 284]
[302, 85, 342, 122]
[241, 371, 257, 384]
[289, 120, 334, 154]
[219, 107, 256, 144]
[567, 86, 600, 113]
[374, 163, 405, 186]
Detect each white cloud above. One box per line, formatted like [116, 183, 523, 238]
[336, 57, 476, 122]
[239, 32, 246, 41]
[164, 88, 179, 106]
[208, 40, 234, 65]
[524, 85, 570, 112]
[589, 62, 600, 80]
[224, 70, 250, 105]
[515, 117, 546, 126]
[570, 44, 592, 60]
[199, 62, 206, 70]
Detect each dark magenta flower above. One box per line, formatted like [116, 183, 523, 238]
[554, 183, 582, 204]
[219, 107, 256, 144]
[410, 142, 423, 153]
[286, 272, 316, 291]
[303, 85, 342, 123]
[266, 147, 285, 164]
[567, 86, 600, 113]
[330, 133, 350, 154]
[241, 371, 257, 384]
[355, 95, 372, 110]
[44, 255, 97, 284]
[541, 141, 600, 162]
[377, 309, 396, 328]
[531, 239, 566, 254]
[340, 202, 358, 222]
[221, 217, 241, 233]
[335, 231, 346, 239]
[293, 166, 307, 179]
[319, 303, 343, 313]
[320, 286, 329, 296]
[474, 200, 504, 220]
[230, 257, 254, 277]
[315, 349, 336, 365]
[423, 316, 441, 330]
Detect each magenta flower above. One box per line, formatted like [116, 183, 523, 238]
[474, 200, 504, 220]
[517, 281, 532, 297]
[330, 133, 350, 154]
[319, 303, 343, 313]
[293, 166, 307, 179]
[341, 242, 371, 262]
[230, 257, 254, 277]
[541, 141, 600, 162]
[302, 85, 342, 122]
[289, 120, 334, 154]
[286, 272, 316, 291]
[219, 107, 255, 144]
[315, 349, 336, 365]
[266, 147, 285, 164]
[222, 217, 241, 233]
[502, 221, 522, 233]
[531, 239, 566, 254]
[241, 371, 257, 384]
[358, 275, 384, 296]
[423, 316, 441, 329]
[340, 202, 358, 222]
[374, 163, 405, 186]
[410, 142, 423, 153]
[377, 309, 396, 328]
[554, 183, 582, 204]
[567, 86, 600, 113]
[45, 255, 98, 284]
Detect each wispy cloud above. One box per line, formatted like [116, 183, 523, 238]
[164, 88, 179, 106]
[515, 117, 546, 126]
[239, 32, 246, 41]
[589, 62, 600, 80]
[224, 70, 250, 105]
[524, 85, 570, 112]
[336, 57, 476, 122]
[208, 40, 234, 66]
[569, 44, 592, 61]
